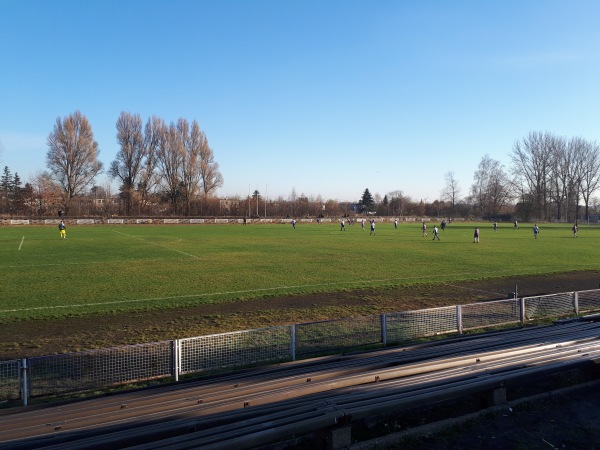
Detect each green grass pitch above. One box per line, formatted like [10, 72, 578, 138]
[1, 221, 597, 322]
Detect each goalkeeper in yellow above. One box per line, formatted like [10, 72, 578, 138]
[58, 221, 66, 239]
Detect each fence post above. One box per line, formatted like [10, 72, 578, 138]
[381, 314, 387, 347]
[21, 358, 28, 407]
[290, 325, 296, 361]
[574, 291, 579, 316]
[456, 305, 463, 334]
[520, 297, 526, 323]
[171, 340, 179, 382]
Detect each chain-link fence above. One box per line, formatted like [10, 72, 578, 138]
[385, 306, 458, 342]
[577, 289, 600, 313]
[27, 341, 173, 398]
[295, 315, 382, 357]
[179, 326, 292, 374]
[0, 360, 20, 402]
[2, 289, 599, 405]
[461, 298, 522, 331]
[523, 292, 576, 320]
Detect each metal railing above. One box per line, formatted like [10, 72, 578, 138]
[2, 288, 599, 406]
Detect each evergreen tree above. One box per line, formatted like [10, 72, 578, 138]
[13, 172, 21, 193]
[359, 188, 375, 213]
[1, 166, 13, 196]
[381, 194, 389, 215]
[13, 178, 28, 213]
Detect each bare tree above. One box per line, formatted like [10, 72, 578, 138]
[166, 118, 222, 216]
[157, 121, 184, 214]
[578, 139, 600, 221]
[110, 112, 145, 215]
[471, 155, 511, 217]
[28, 171, 62, 215]
[150, 117, 222, 216]
[471, 160, 487, 215]
[178, 118, 201, 215]
[563, 137, 585, 222]
[510, 132, 600, 221]
[199, 133, 223, 198]
[46, 111, 103, 214]
[287, 187, 298, 217]
[441, 171, 461, 216]
[387, 190, 407, 216]
[510, 131, 555, 220]
[138, 116, 163, 213]
[486, 164, 512, 217]
[547, 135, 573, 221]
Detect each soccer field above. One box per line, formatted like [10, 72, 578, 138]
[1, 221, 598, 322]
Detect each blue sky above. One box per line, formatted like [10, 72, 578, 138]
[1, 1, 599, 203]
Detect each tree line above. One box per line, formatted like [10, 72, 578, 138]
[0, 111, 224, 216]
[355, 131, 600, 222]
[1, 129, 599, 221]
[108, 112, 223, 216]
[438, 132, 600, 222]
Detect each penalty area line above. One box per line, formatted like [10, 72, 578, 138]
[112, 229, 200, 259]
[18, 236, 24, 251]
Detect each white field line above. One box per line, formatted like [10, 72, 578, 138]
[2, 258, 180, 269]
[112, 230, 200, 259]
[18, 236, 24, 251]
[0, 271, 515, 314]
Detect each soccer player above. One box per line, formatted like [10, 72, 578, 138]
[432, 225, 440, 240]
[533, 224, 539, 239]
[422, 222, 427, 237]
[473, 227, 480, 243]
[58, 221, 66, 239]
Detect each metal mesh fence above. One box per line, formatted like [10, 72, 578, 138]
[179, 326, 292, 374]
[524, 292, 575, 320]
[0, 360, 20, 402]
[385, 306, 458, 342]
[295, 315, 382, 357]
[28, 341, 172, 397]
[3, 288, 599, 403]
[461, 299, 521, 331]
[577, 289, 600, 314]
